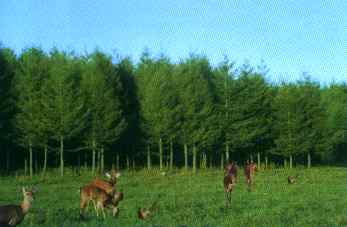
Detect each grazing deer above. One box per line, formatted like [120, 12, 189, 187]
[288, 174, 299, 184]
[80, 184, 123, 218]
[244, 160, 257, 190]
[223, 161, 238, 205]
[137, 201, 159, 220]
[0, 187, 37, 226]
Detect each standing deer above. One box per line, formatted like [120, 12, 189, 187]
[244, 160, 257, 191]
[90, 170, 120, 194]
[80, 184, 123, 218]
[0, 187, 37, 226]
[223, 161, 238, 205]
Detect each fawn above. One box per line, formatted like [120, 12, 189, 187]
[80, 184, 123, 218]
[138, 200, 159, 220]
[0, 187, 37, 226]
[244, 160, 257, 191]
[288, 174, 299, 184]
[223, 161, 238, 205]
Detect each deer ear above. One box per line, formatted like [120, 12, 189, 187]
[105, 172, 111, 179]
[22, 187, 26, 194]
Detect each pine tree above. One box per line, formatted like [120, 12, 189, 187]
[43, 49, 84, 176]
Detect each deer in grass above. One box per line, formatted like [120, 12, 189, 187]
[0, 187, 37, 226]
[137, 200, 159, 220]
[244, 160, 257, 191]
[80, 185, 124, 218]
[223, 161, 238, 205]
[288, 174, 299, 184]
[89, 170, 121, 195]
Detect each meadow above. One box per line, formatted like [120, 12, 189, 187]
[0, 167, 346, 227]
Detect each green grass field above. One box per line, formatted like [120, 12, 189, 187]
[0, 167, 346, 227]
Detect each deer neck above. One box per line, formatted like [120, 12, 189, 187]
[20, 198, 31, 214]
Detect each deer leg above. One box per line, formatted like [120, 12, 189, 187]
[112, 206, 119, 217]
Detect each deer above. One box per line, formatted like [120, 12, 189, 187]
[288, 174, 299, 184]
[223, 161, 238, 206]
[80, 184, 124, 219]
[224, 161, 238, 183]
[137, 200, 159, 220]
[244, 160, 257, 191]
[89, 170, 121, 195]
[0, 187, 37, 226]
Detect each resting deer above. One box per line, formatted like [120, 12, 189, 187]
[80, 184, 123, 218]
[0, 187, 37, 226]
[137, 200, 159, 220]
[288, 174, 299, 184]
[223, 161, 238, 205]
[244, 160, 257, 191]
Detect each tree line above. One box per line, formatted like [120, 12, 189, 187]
[0, 45, 346, 176]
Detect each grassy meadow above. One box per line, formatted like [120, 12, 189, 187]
[0, 167, 346, 227]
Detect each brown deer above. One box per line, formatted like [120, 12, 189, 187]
[137, 201, 159, 220]
[288, 174, 299, 184]
[89, 170, 120, 194]
[0, 187, 37, 226]
[223, 161, 238, 205]
[80, 184, 123, 218]
[244, 160, 257, 191]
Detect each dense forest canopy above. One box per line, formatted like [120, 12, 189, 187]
[0, 45, 346, 175]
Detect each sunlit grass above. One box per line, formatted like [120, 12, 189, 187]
[0, 167, 346, 226]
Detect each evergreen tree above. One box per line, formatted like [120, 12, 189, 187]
[43, 49, 84, 176]
[0, 47, 16, 171]
[15, 47, 49, 177]
[81, 50, 126, 174]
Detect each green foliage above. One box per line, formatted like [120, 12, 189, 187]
[81, 50, 126, 149]
[14, 47, 49, 148]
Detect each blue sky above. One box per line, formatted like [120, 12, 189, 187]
[1, 0, 346, 84]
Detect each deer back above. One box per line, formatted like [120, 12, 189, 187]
[0, 205, 24, 226]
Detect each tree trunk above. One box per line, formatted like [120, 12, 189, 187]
[170, 139, 173, 170]
[192, 145, 197, 174]
[35, 152, 38, 173]
[307, 152, 311, 168]
[159, 138, 163, 170]
[60, 135, 64, 177]
[202, 152, 207, 169]
[24, 158, 27, 176]
[126, 156, 130, 170]
[209, 154, 213, 168]
[184, 143, 188, 170]
[6, 149, 10, 171]
[250, 154, 253, 162]
[289, 155, 293, 169]
[92, 139, 96, 175]
[100, 147, 104, 173]
[221, 153, 224, 170]
[84, 152, 87, 169]
[225, 143, 229, 163]
[97, 150, 101, 173]
[257, 152, 261, 169]
[29, 142, 33, 178]
[116, 153, 120, 170]
[284, 159, 287, 169]
[147, 144, 151, 170]
[265, 155, 268, 169]
[132, 159, 135, 169]
[42, 145, 47, 176]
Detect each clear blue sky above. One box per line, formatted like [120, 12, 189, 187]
[1, 0, 346, 84]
